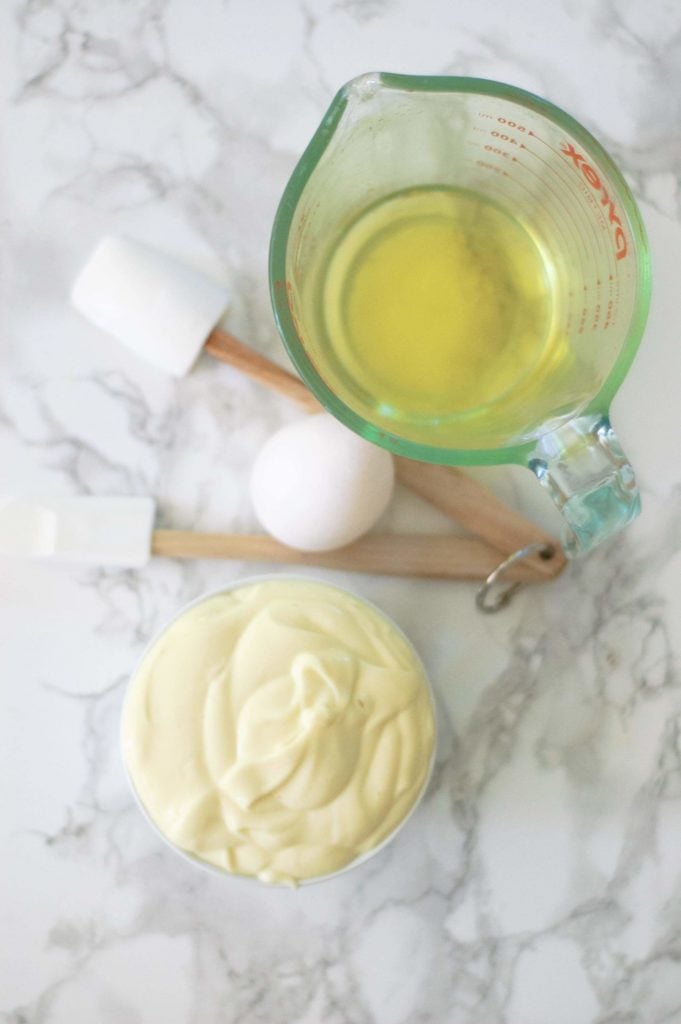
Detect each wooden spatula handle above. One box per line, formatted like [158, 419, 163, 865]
[205, 328, 320, 412]
[393, 460, 564, 577]
[204, 327, 565, 578]
[151, 530, 552, 583]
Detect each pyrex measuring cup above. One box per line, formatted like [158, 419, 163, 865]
[270, 74, 651, 555]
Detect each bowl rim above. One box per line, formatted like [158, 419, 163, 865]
[120, 572, 438, 888]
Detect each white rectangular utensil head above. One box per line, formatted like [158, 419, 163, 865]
[71, 236, 230, 377]
[0, 496, 156, 567]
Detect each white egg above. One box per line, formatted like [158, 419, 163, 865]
[250, 413, 395, 552]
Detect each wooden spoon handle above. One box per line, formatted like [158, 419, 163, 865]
[151, 530, 555, 583]
[204, 327, 565, 578]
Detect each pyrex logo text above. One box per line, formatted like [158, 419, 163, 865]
[560, 142, 628, 261]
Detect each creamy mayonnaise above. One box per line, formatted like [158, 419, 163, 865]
[122, 580, 435, 885]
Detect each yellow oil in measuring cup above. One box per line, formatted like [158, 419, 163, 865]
[314, 186, 577, 438]
[322, 188, 545, 416]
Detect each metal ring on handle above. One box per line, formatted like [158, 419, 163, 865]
[475, 542, 557, 614]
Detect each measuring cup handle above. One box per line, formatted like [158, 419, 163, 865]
[527, 414, 640, 556]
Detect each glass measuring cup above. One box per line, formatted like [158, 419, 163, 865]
[270, 74, 651, 555]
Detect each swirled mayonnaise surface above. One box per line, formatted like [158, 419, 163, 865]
[122, 580, 435, 885]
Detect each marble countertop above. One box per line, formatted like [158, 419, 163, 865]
[3, 1, 681, 1022]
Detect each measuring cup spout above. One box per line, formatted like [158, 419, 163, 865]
[528, 414, 640, 555]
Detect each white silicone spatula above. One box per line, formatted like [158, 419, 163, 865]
[0, 496, 551, 582]
[0, 496, 156, 567]
[71, 237, 230, 378]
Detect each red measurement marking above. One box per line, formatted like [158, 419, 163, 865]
[496, 169, 584, 285]
[529, 130, 616, 262]
[522, 145, 608, 262]
[491, 130, 519, 145]
[475, 160, 511, 178]
[516, 161, 614, 325]
[527, 130, 562, 156]
[571, 173, 609, 231]
[483, 144, 513, 159]
[497, 116, 527, 132]
[560, 142, 628, 260]
[467, 140, 515, 160]
[513, 157, 589, 267]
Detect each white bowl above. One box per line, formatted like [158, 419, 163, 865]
[121, 574, 437, 886]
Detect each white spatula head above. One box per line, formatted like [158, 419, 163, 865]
[0, 496, 156, 567]
[71, 236, 230, 377]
